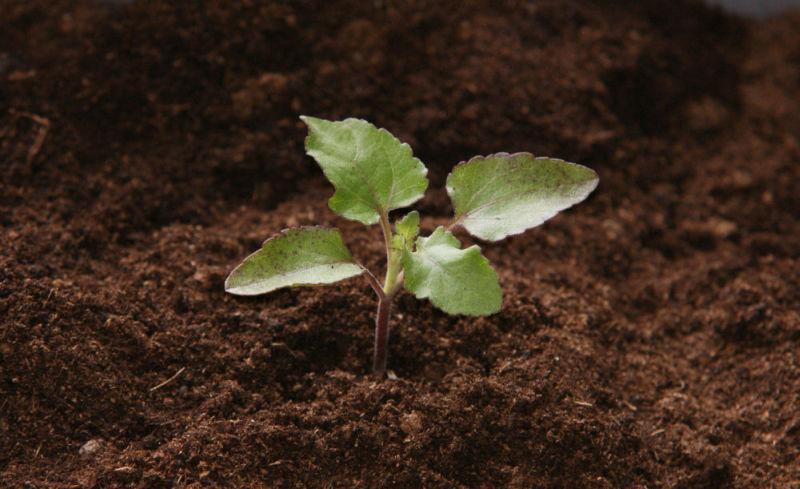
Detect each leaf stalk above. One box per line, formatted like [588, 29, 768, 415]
[359, 265, 385, 299]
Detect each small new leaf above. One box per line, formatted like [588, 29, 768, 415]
[225, 227, 363, 296]
[395, 210, 420, 247]
[301, 116, 429, 225]
[403, 227, 502, 316]
[390, 234, 406, 253]
[447, 152, 599, 241]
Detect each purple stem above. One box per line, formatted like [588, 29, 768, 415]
[372, 297, 392, 376]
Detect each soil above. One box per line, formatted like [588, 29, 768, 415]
[1, 0, 799, 487]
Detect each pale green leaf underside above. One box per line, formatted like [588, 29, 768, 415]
[403, 227, 502, 316]
[301, 116, 429, 225]
[225, 227, 363, 296]
[447, 152, 599, 241]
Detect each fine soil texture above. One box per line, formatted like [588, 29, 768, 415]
[2, 1, 799, 487]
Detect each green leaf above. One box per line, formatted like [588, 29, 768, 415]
[301, 116, 429, 225]
[391, 234, 407, 253]
[447, 152, 598, 241]
[225, 226, 363, 296]
[395, 210, 420, 246]
[403, 227, 502, 316]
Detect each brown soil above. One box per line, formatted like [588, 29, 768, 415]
[2, 1, 799, 487]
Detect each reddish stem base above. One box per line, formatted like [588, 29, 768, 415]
[372, 298, 392, 376]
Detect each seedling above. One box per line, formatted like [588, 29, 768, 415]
[225, 117, 598, 376]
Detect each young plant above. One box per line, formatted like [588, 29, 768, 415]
[225, 117, 598, 376]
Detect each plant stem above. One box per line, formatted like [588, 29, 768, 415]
[374, 251, 400, 376]
[372, 296, 392, 376]
[383, 246, 401, 295]
[386, 270, 404, 297]
[379, 210, 393, 263]
[373, 210, 401, 377]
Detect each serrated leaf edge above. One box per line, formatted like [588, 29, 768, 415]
[300, 116, 429, 224]
[403, 227, 502, 316]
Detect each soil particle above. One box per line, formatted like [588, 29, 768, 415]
[399, 411, 423, 436]
[78, 439, 103, 459]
